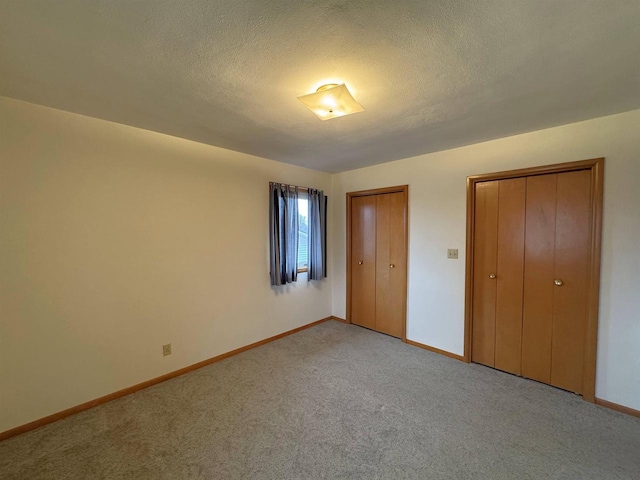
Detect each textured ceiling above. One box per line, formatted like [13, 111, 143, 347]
[1, 1, 639, 172]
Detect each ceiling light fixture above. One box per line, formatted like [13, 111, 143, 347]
[297, 83, 364, 120]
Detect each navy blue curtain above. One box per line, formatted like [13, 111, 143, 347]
[269, 183, 299, 285]
[308, 189, 327, 281]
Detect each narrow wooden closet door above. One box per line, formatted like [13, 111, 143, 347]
[494, 178, 526, 375]
[551, 170, 591, 393]
[350, 196, 377, 330]
[522, 174, 557, 384]
[375, 192, 406, 338]
[471, 181, 499, 366]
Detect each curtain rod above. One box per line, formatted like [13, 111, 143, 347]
[270, 182, 320, 192]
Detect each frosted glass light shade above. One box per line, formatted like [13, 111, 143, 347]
[297, 84, 364, 120]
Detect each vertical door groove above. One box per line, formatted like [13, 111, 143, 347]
[493, 180, 500, 368]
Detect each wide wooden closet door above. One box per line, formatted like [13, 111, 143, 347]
[472, 170, 592, 394]
[350, 190, 407, 338]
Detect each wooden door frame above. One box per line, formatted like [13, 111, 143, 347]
[346, 185, 409, 342]
[463, 158, 604, 402]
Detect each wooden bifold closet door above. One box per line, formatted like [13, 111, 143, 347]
[349, 187, 408, 339]
[472, 170, 592, 394]
[351, 196, 377, 331]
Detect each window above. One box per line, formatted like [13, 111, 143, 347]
[269, 182, 326, 286]
[297, 193, 309, 272]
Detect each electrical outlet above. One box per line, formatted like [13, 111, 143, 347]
[447, 249, 459, 259]
[162, 343, 172, 356]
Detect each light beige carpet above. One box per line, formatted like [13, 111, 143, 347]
[1, 320, 639, 479]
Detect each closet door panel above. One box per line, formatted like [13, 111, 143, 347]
[522, 174, 557, 384]
[351, 196, 377, 330]
[494, 178, 526, 375]
[375, 192, 405, 338]
[551, 170, 591, 393]
[472, 181, 499, 366]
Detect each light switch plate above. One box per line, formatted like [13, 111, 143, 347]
[447, 249, 459, 259]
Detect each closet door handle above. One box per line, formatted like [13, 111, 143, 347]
[554, 279, 563, 286]
[390, 264, 395, 268]
[358, 261, 363, 265]
[489, 273, 496, 279]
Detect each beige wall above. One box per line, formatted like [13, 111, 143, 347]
[331, 109, 640, 411]
[0, 97, 332, 432]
